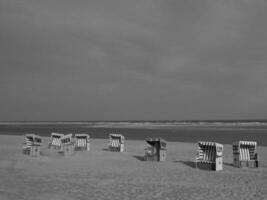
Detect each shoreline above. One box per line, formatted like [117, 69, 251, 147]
[2, 134, 267, 147]
[1, 125, 267, 146]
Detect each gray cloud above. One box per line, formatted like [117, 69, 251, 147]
[1, 0, 267, 120]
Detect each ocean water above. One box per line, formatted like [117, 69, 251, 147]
[0, 121, 267, 146]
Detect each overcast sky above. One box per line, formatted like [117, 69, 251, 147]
[1, 0, 267, 121]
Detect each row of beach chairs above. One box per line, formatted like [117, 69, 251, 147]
[48, 133, 90, 155]
[195, 141, 259, 170]
[22, 134, 259, 171]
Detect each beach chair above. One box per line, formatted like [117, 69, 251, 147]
[22, 134, 42, 156]
[144, 138, 167, 162]
[74, 133, 90, 151]
[233, 141, 259, 168]
[196, 141, 223, 171]
[48, 133, 64, 149]
[60, 134, 74, 156]
[108, 134, 125, 152]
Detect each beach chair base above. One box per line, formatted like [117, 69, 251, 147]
[75, 144, 90, 151]
[75, 146, 86, 151]
[75, 146, 90, 151]
[62, 144, 74, 156]
[144, 154, 158, 161]
[23, 146, 40, 157]
[234, 160, 259, 168]
[196, 158, 223, 171]
[159, 150, 167, 161]
[144, 148, 166, 162]
[109, 146, 124, 152]
[48, 144, 61, 150]
[196, 162, 215, 170]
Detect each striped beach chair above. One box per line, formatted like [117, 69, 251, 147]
[108, 134, 125, 152]
[22, 134, 42, 156]
[196, 141, 223, 171]
[233, 141, 259, 168]
[48, 133, 64, 149]
[144, 138, 167, 162]
[74, 134, 90, 151]
[60, 134, 74, 156]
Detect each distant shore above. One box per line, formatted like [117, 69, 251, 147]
[1, 122, 267, 146]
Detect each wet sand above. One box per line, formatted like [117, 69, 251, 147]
[0, 135, 266, 200]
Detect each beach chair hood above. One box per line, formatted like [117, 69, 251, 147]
[145, 137, 167, 150]
[61, 134, 73, 145]
[198, 141, 223, 156]
[25, 134, 42, 146]
[109, 134, 125, 143]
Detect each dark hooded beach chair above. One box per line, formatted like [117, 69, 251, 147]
[144, 137, 167, 161]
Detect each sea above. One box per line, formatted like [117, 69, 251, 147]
[0, 120, 267, 146]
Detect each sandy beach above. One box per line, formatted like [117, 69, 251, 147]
[0, 135, 266, 200]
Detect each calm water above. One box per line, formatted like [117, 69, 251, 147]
[0, 121, 267, 145]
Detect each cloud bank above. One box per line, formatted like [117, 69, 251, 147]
[1, 0, 267, 120]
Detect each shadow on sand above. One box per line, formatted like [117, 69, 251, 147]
[223, 162, 234, 167]
[175, 160, 196, 168]
[132, 155, 144, 161]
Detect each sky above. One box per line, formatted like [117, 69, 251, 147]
[1, 0, 267, 121]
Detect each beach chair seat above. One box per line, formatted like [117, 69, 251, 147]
[144, 138, 167, 162]
[74, 133, 90, 151]
[22, 145, 31, 154]
[144, 146, 157, 161]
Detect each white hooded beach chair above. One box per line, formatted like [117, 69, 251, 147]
[144, 137, 167, 162]
[196, 141, 223, 171]
[108, 134, 125, 152]
[48, 133, 64, 149]
[233, 141, 259, 168]
[60, 134, 74, 156]
[74, 133, 90, 151]
[22, 134, 42, 156]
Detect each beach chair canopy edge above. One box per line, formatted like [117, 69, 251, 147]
[145, 137, 167, 149]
